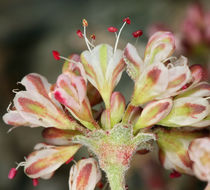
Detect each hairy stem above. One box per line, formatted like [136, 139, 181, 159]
[105, 165, 126, 190]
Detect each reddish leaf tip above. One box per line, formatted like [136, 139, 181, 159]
[170, 170, 181, 178]
[52, 50, 60, 60]
[108, 26, 118, 33]
[8, 168, 17, 179]
[132, 30, 143, 38]
[76, 30, 83, 38]
[123, 17, 131, 24]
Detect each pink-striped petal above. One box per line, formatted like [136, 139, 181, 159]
[54, 74, 96, 129]
[20, 73, 51, 99]
[14, 91, 78, 129]
[24, 144, 81, 179]
[189, 137, 210, 182]
[144, 31, 175, 66]
[134, 98, 173, 129]
[132, 62, 168, 105]
[158, 97, 209, 127]
[69, 158, 101, 190]
[123, 43, 143, 80]
[42, 127, 81, 145]
[3, 110, 38, 127]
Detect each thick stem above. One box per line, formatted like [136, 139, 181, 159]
[104, 165, 126, 190]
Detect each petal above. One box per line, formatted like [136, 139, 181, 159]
[42, 127, 81, 145]
[155, 128, 206, 175]
[144, 31, 175, 66]
[101, 92, 126, 128]
[123, 43, 143, 80]
[189, 137, 210, 182]
[62, 54, 87, 83]
[20, 73, 51, 99]
[177, 82, 210, 98]
[81, 44, 124, 107]
[24, 144, 81, 179]
[158, 97, 209, 127]
[122, 105, 142, 125]
[110, 92, 126, 127]
[159, 56, 191, 98]
[69, 158, 101, 190]
[54, 74, 96, 129]
[3, 110, 38, 127]
[86, 83, 102, 106]
[190, 64, 205, 84]
[190, 115, 210, 128]
[134, 98, 173, 129]
[132, 62, 168, 105]
[14, 91, 78, 129]
[106, 49, 125, 91]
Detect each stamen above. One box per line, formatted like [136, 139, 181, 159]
[108, 27, 118, 33]
[205, 97, 210, 100]
[6, 102, 12, 112]
[166, 63, 174, 69]
[114, 17, 130, 53]
[52, 50, 60, 60]
[65, 157, 74, 164]
[32, 178, 39, 187]
[132, 30, 143, 38]
[90, 34, 96, 40]
[82, 19, 92, 52]
[12, 89, 19, 93]
[76, 30, 83, 38]
[82, 19, 88, 27]
[8, 168, 17, 179]
[52, 51, 80, 65]
[123, 17, 131, 24]
[170, 170, 181, 178]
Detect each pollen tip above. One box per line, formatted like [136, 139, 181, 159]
[108, 26, 118, 33]
[8, 168, 17, 179]
[91, 34, 96, 40]
[170, 170, 181, 178]
[76, 30, 83, 38]
[32, 178, 39, 186]
[123, 17, 131, 24]
[65, 157, 74, 164]
[82, 19, 88, 27]
[52, 50, 60, 60]
[132, 30, 143, 38]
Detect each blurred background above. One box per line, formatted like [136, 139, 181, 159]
[0, 0, 209, 189]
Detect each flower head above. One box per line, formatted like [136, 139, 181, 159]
[3, 18, 210, 190]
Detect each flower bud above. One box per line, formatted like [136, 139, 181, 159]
[69, 158, 101, 190]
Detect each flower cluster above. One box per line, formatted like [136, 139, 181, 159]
[3, 17, 210, 190]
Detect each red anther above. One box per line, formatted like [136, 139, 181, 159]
[108, 27, 118, 33]
[123, 17, 131, 24]
[82, 19, 88, 27]
[132, 30, 143, 38]
[65, 157, 74, 164]
[8, 168, 17, 179]
[170, 170, 181, 178]
[97, 181, 104, 189]
[125, 185, 128, 190]
[76, 30, 83, 38]
[32, 178, 39, 187]
[52, 50, 60, 60]
[91, 34, 96, 40]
